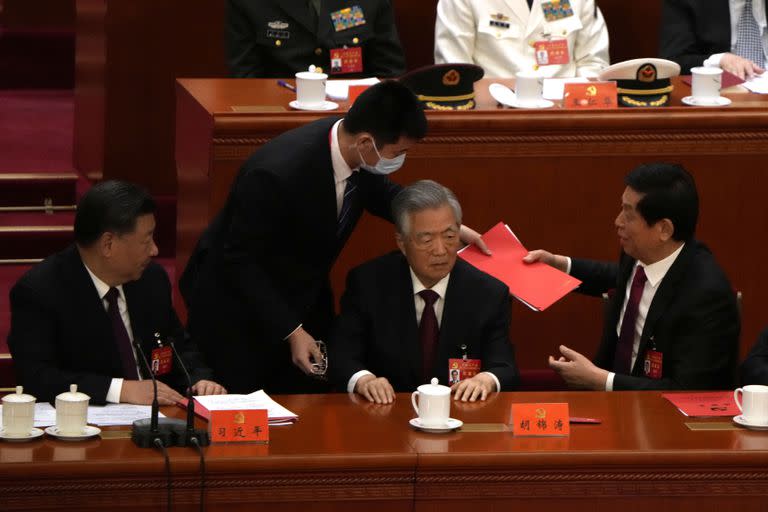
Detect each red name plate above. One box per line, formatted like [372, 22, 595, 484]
[563, 81, 617, 109]
[512, 403, 570, 436]
[210, 409, 269, 443]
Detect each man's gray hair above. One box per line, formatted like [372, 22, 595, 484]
[392, 180, 462, 236]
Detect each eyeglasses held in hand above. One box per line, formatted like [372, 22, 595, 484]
[310, 340, 328, 380]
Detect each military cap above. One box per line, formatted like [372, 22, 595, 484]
[598, 58, 681, 107]
[399, 63, 484, 110]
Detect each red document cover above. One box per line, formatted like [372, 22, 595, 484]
[662, 391, 740, 417]
[458, 222, 581, 311]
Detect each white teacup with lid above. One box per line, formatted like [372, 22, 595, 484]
[2, 386, 36, 436]
[55, 384, 90, 436]
[411, 378, 451, 427]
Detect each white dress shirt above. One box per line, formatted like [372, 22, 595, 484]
[84, 264, 141, 403]
[704, 0, 768, 68]
[347, 269, 501, 393]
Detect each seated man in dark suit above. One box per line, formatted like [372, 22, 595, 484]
[329, 180, 519, 404]
[660, 0, 766, 78]
[8, 181, 226, 405]
[741, 328, 768, 385]
[525, 162, 739, 391]
[227, 0, 406, 78]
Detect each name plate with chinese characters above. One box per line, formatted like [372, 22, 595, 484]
[210, 409, 269, 443]
[563, 82, 617, 109]
[511, 403, 570, 437]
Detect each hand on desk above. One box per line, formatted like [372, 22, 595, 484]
[451, 372, 495, 402]
[191, 379, 227, 396]
[720, 53, 764, 80]
[460, 225, 491, 255]
[287, 326, 324, 374]
[355, 374, 395, 404]
[523, 249, 569, 273]
[120, 380, 184, 405]
[548, 345, 609, 391]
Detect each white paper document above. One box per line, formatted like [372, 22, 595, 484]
[743, 74, 768, 94]
[326, 78, 380, 100]
[194, 390, 298, 424]
[0, 403, 56, 427]
[87, 404, 165, 426]
[542, 77, 590, 100]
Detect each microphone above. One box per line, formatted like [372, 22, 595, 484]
[166, 332, 210, 447]
[131, 337, 185, 448]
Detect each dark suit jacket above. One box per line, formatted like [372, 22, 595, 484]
[227, 0, 406, 78]
[571, 241, 739, 390]
[7, 245, 213, 405]
[328, 252, 519, 391]
[180, 116, 402, 394]
[659, 0, 768, 74]
[741, 327, 768, 385]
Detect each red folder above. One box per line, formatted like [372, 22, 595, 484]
[662, 391, 740, 417]
[458, 222, 581, 311]
[681, 71, 745, 89]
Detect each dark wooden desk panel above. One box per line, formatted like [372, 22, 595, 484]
[2, 392, 768, 510]
[176, 77, 768, 369]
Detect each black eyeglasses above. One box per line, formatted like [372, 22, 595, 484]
[310, 340, 328, 380]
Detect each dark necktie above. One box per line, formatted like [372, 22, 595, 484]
[613, 266, 647, 375]
[336, 173, 358, 239]
[418, 289, 440, 382]
[735, 0, 765, 68]
[527, 0, 534, 9]
[105, 287, 139, 380]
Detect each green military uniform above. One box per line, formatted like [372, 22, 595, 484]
[227, 0, 406, 78]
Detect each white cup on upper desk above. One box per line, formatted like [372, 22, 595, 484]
[734, 384, 768, 425]
[295, 71, 328, 107]
[514, 71, 544, 105]
[411, 378, 451, 427]
[1, 386, 36, 436]
[690, 66, 723, 102]
[55, 384, 90, 436]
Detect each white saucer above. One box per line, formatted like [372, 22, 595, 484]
[0, 427, 44, 442]
[289, 100, 339, 111]
[409, 417, 463, 433]
[45, 425, 102, 441]
[489, 83, 554, 109]
[681, 95, 732, 107]
[733, 415, 768, 431]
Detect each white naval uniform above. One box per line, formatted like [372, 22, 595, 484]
[434, 0, 610, 78]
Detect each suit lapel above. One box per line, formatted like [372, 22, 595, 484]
[524, 0, 545, 38]
[278, 1, 318, 36]
[503, 0, 532, 31]
[393, 255, 422, 384]
[435, 264, 464, 382]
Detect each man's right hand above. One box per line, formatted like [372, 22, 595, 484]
[287, 326, 324, 374]
[355, 374, 395, 404]
[523, 249, 569, 272]
[120, 380, 185, 405]
[720, 53, 764, 80]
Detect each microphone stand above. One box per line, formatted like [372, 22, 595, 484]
[167, 335, 210, 447]
[131, 338, 185, 448]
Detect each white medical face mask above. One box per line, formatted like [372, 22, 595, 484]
[357, 138, 406, 175]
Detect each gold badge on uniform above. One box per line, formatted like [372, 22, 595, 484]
[442, 69, 460, 86]
[267, 20, 290, 39]
[489, 12, 511, 29]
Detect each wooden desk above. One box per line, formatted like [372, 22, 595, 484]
[176, 77, 768, 368]
[1, 392, 767, 511]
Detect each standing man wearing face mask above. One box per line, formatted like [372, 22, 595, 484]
[180, 81, 489, 394]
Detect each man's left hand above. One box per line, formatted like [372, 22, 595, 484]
[548, 345, 609, 390]
[191, 380, 228, 396]
[459, 225, 491, 255]
[451, 372, 496, 402]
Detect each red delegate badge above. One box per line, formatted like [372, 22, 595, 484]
[330, 47, 363, 74]
[150, 346, 172, 376]
[534, 39, 570, 66]
[644, 350, 663, 379]
[448, 358, 481, 385]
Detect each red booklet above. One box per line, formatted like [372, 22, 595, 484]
[458, 222, 581, 311]
[662, 391, 739, 417]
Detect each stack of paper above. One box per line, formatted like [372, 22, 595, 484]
[458, 222, 581, 311]
[743, 74, 768, 94]
[662, 391, 740, 417]
[190, 390, 298, 426]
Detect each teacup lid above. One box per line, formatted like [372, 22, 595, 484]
[2, 385, 36, 403]
[56, 384, 90, 403]
[417, 378, 451, 396]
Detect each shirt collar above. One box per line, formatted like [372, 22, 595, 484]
[83, 262, 125, 302]
[331, 119, 357, 185]
[636, 243, 685, 288]
[410, 267, 451, 299]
